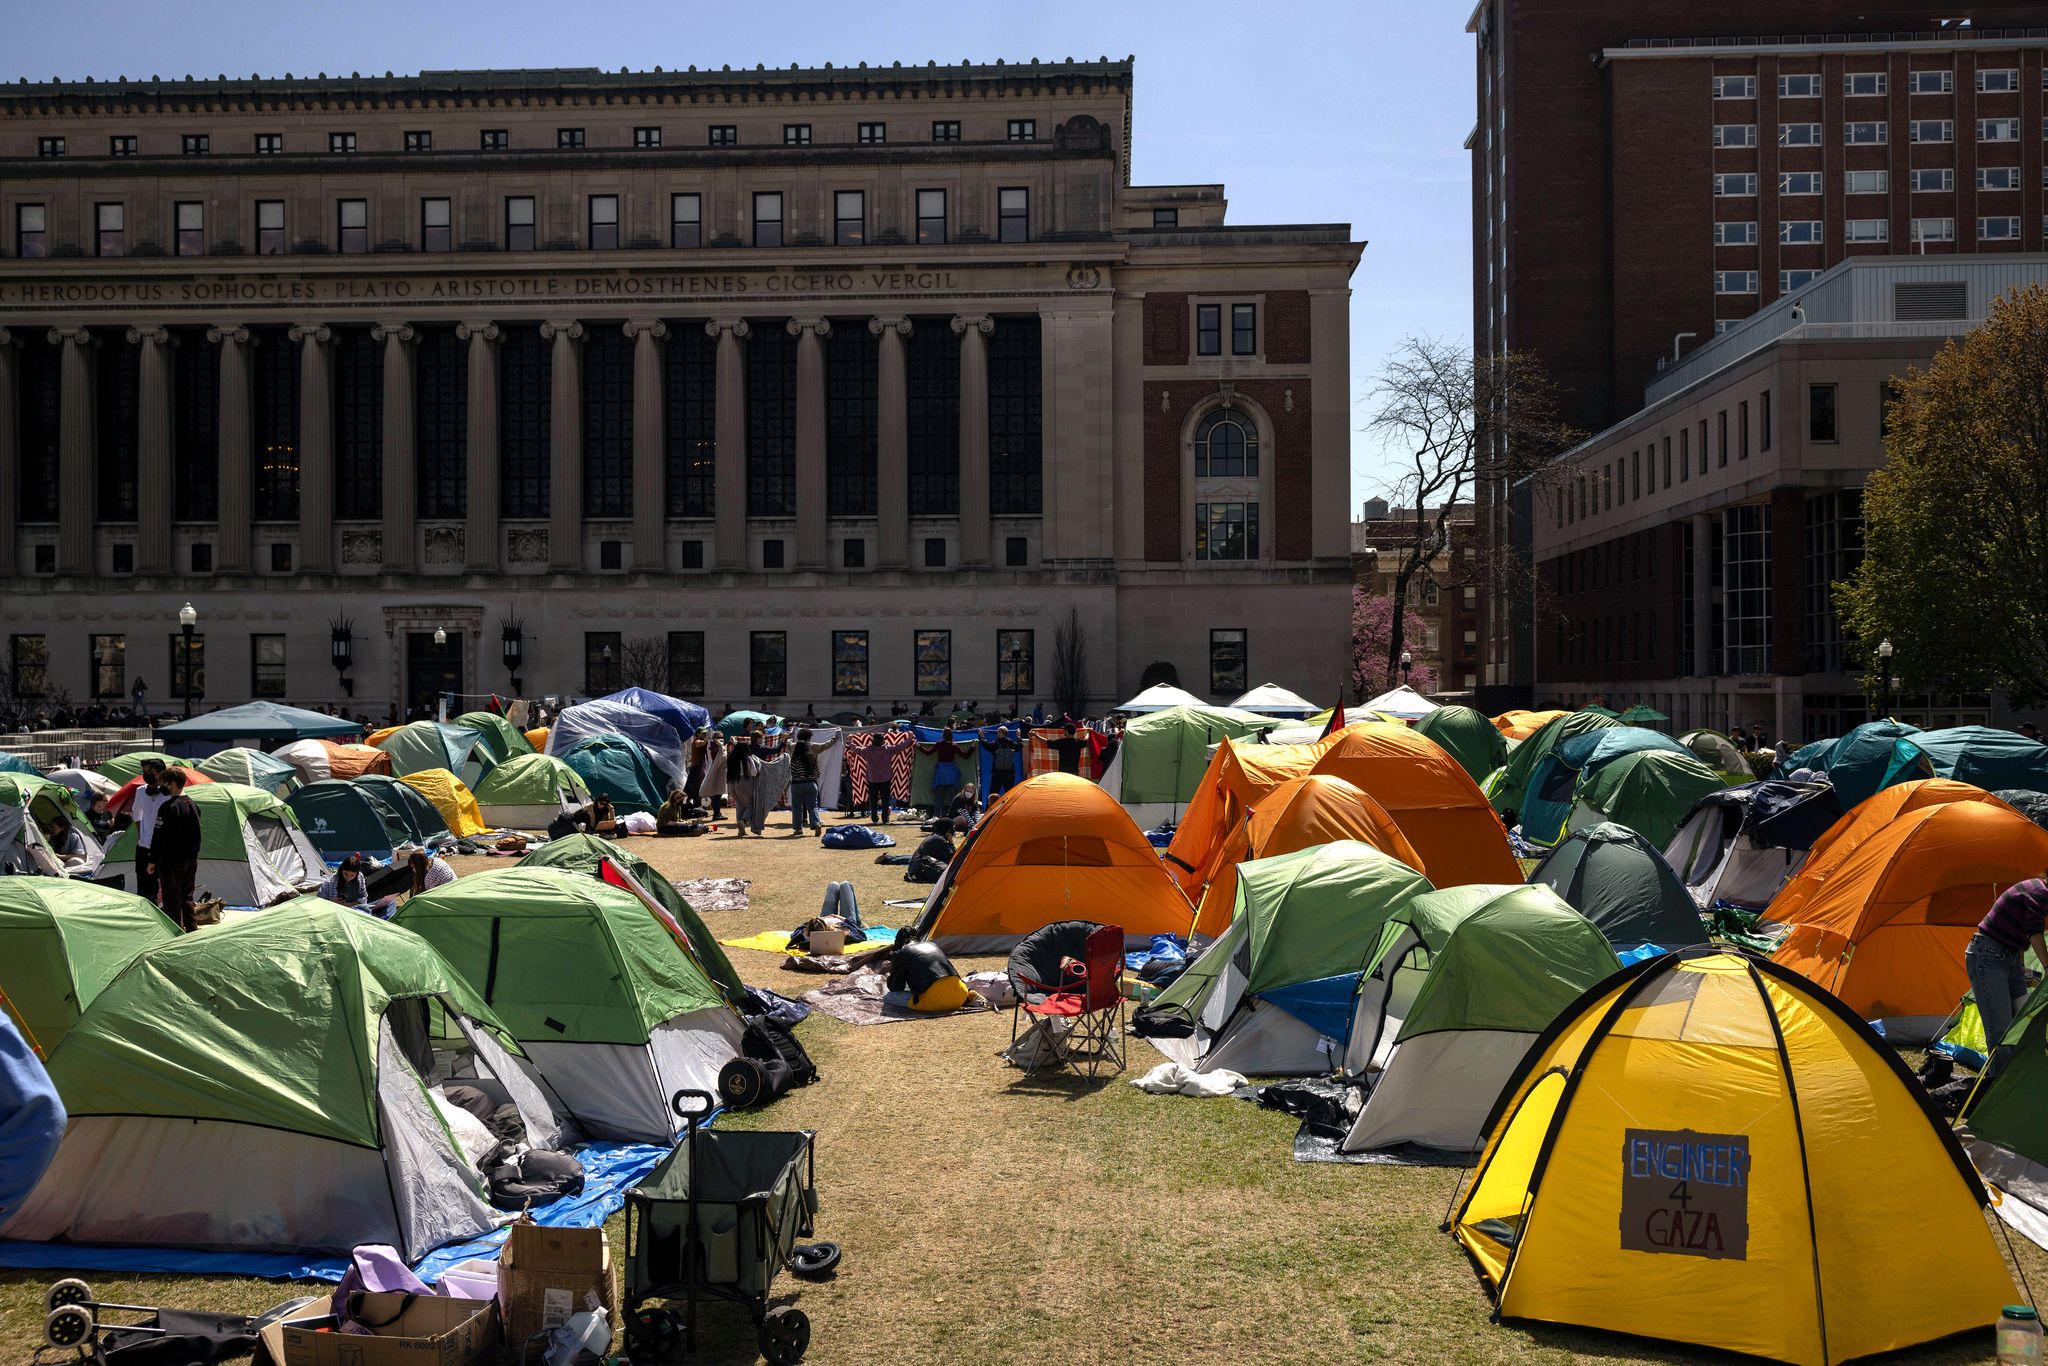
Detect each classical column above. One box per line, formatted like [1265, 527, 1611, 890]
[371, 323, 416, 572]
[128, 326, 174, 575]
[624, 320, 668, 570]
[50, 327, 95, 574]
[541, 321, 585, 573]
[869, 317, 911, 569]
[0, 329, 18, 577]
[208, 325, 253, 573]
[290, 324, 334, 573]
[951, 314, 993, 568]
[456, 321, 500, 572]
[788, 317, 832, 570]
[706, 319, 750, 569]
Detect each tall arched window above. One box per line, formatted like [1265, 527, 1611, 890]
[1194, 408, 1258, 477]
[1192, 406, 1263, 561]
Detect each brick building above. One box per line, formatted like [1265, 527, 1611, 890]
[1466, 1, 2048, 702]
[0, 62, 1362, 715]
[1349, 498, 1480, 695]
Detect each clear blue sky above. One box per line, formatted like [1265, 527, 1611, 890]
[5, 0, 1474, 514]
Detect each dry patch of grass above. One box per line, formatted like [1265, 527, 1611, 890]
[4, 820, 2043, 1363]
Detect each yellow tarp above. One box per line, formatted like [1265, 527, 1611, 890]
[398, 768, 488, 837]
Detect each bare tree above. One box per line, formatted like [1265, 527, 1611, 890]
[620, 637, 669, 692]
[1052, 607, 1089, 720]
[1366, 338, 1580, 683]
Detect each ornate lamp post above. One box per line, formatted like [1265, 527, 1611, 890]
[501, 620, 525, 697]
[330, 619, 354, 697]
[176, 602, 197, 718]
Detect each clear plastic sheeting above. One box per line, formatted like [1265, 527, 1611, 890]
[546, 702, 687, 780]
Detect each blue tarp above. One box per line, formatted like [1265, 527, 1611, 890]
[0, 1141, 671, 1283]
[598, 687, 712, 748]
[1261, 972, 1361, 1043]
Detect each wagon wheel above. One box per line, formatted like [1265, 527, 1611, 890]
[758, 1305, 810, 1364]
[625, 1306, 683, 1362]
[44, 1304, 96, 1354]
[44, 1279, 92, 1313]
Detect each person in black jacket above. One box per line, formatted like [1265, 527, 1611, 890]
[150, 770, 204, 932]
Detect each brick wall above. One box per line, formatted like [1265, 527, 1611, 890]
[1143, 292, 1188, 366]
[1263, 290, 1311, 364]
[1142, 378, 1315, 562]
[1538, 523, 1687, 683]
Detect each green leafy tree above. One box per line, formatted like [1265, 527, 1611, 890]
[1838, 285, 2048, 704]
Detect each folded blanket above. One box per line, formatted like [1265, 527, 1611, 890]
[1130, 1061, 1247, 1097]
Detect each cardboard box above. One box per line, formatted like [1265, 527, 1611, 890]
[266, 1294, 499, 1366]
[500, 1221, 613, 1362]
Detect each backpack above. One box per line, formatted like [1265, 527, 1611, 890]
[718, 1015, 819, 1109]
[481, 1142, 586, 1210]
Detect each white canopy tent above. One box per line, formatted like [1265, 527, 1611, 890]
[1359, 685, 1440, 721]
[1229, 684, 1323, 718]
[1114, 684, 1209, 714]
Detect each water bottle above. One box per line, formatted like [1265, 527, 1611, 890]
[545, 1305, 612, 1366]
[1998, 1304, 2043, 1366]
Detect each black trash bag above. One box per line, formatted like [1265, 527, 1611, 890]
[482, 1142, 586, 1210]
[101, 1310, 258, 1366]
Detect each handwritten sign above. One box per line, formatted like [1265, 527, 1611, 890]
[1620, 1127, 1749, 1261]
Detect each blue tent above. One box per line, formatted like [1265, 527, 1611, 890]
[1517, 727, 1693, 847]
[598, 687, 712, 747]
[1883, 725, 2048, 795]
[0, 754, 41, 777]
[1819, 719, 1922, 808]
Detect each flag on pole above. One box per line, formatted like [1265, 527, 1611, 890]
[1320, 699, 1347, 740]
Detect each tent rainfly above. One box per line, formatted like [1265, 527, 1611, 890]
[375, 721, 494, 787]
[0, 773, 101, 877]
[101, 782, 325, 907]
[547, 701, 686, 780]
[0, 879, 180, 1056]
[1410, 705, 1510, 785]
[558, 732, 668, 815]
[271, 738, 393, 785]
[1663, 781, 1843, 911]
[195, 746, 301, 795]
[1228, 684, 1323, 718]
[354, 774, 455, 847]
[1105, 704, 1278, 816]
[286, 780, 420, 861]
[1114, 683, 1210, 714]
[1357, 685, 1439, 721]
[451, 711, 536, 765]
[152, 702, 363, 746]
[398, 768, 488, 837]
[1527, 823, 1705, 953]
[474, 753, 593, 829]
[596, 687, 713, 747]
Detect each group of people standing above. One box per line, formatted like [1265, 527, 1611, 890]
[117, 759, 204, 932]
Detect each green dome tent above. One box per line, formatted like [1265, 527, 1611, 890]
[395, 867, 742, 1143]
[4, 899, 563, 1259]
[196, 746, 301, 796]
[1517, 727, 1700, 849]
[1141, 840, 1436, 1076]
[95, 751, 181, 784]
[453, 710, 535, 765]
[375, 720, 494, 786]
[0, 771, 98, 876]
[559, 731, 667, 814]
[0, 879, 180, 1056]
[287, 779, 416, 860]
[519, 832, 744, 1007]
[1410, 705, 1510, 784]
[1572, 748, 1730, 850]
[474, 753, 592, 829]
[1680, 728, 1753, 780]
[1483, 710, 1623, 820]
[1528, 822, 1706, 952]
[1110, 704, 1277, 812]
[1964, 981, 2048, 1251]
[1339, 883, 1620, 1154]
[355, 774, 453, 846]
[103, 782, 325, 906]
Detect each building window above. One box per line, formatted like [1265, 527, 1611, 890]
[1718, 411, 1729, 467]
[914, 630, 951, 695]
[15, 204, 46, 258]
[588, 194, 619, 250]
[1911, 168, 1954, 193]
[257, 200, 285, 255]
[481, 129, 508, 151]
[835, 190, 864, 247]
[254, 133, 282, 154]
[1911, 217, 1956, 243]
[924, 537, 946, 568]
[664, 324, 716, 518]
[1716, 124, 1757, 147]
[753, 192, 783, 248]
[556, 127, 585, 150]
[825, 320, 879, 518]
[1196, 304, 1222, 356]
[329, 132, 357, 154]
[10, 636, 47, 698]
[90, 634, 126, 698]
[1980, 68, 2020, 94]
[1803, 490, 1863, 673]
[1844, 122, 1887, 144]
[498, 326, 549, 517]
[1714, 221, 1758, 245]
[1980, 215, 2023, 240]
[1714, 271, 1757, 294]
[1809, 384, 1838, 442]
[38, 136, 65, 157]
[843, 538, 866, 568]
[336, 199, 368, 254]
[1909, 70, 1953, 95]
[916, 189, 947, 245]
[988, 316, 1042, 516]
[404, 130, 431, 153]
[1845, 219, 1889, 243]
[1779, 171, 1822, 196]
[583, 327, 634, 518]
[782, 123, 811, 146]
[1209, 628, 1248, 696]
[998, 629, 1034, 696]
[1231, 304, 1257, 355]
[171, 632, 207, 701]
[599, 540, 622, 570]
[1739, 400, 1750, 459]
[679, 541, 705, 569]
[584, 632, 622, 693]
[708, 125, 737, 147]
[750, 632, 787, 696]
[1153, 208, 1179, 228]
[747, 326, 797, 515]
[1713, 75, 1756, 99]
[1778, 74, 1821, 98]
[1007, 119, 1036, 141]
[832, 631, 869, 696]
[175, 202, 204, 256]
[1195, 502, 1260, 560]
[671, 193, 701, 249]
[1005, 536, 1028, 567]
[932, 120, 961, 142]
[95, 203, 125, 257]
[32, 545, 53, 574]
[1844, 72, 1888, 96]
[251, 633, 287, 698]
[633, 126, 661, 148]
[1780, 220, 1822, 244]
[179, 133, 215, 157]
[1979, 118, 2021, 142]
[667, 631, 705, 695]
[907, 322, 960, 516]
[997, 187, 1029, 243]
[1761, 390, 1772, 451]
[1679, 427, 1690, 481]
[1979, 166, 2021, 191]
[109, 135, 137, 156]
[1778, 122, 1820, 146]
[1845, 170, 1887, 194]
[1781, 269, 1820, 292]
[1723, 504, 1772, 675]
[333, 328, 382, 519]
[506, 196, 536, 251]
[419, 198, 452, 253]
[1910, 120, 1953, 143]
[1195, 408, 1259, 477]
[1714, 173, 1757, 197]
[858, 122, 885, 144]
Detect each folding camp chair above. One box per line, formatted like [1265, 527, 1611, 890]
[1009, 921, 1127, 1080]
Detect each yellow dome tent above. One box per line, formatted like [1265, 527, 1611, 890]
[1451, 948, 2015, 1366]
[398, 767, 488, 837]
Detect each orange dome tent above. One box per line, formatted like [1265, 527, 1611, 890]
[1308, 723, 1520, 884]
[1162, 737, 1338, 899]
[911, 773, 1195, 954]
[1770, 797, 2048, 1037]
[1795, 778, 2005, 887]
[1191, 775, 1422, 937]
[524, 726, 551, 753]
[1493, 709, 1569, 741]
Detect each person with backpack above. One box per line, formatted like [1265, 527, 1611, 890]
[905, 818, 957, 884]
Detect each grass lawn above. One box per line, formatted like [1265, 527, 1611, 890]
[3, 819, 2042, 1363]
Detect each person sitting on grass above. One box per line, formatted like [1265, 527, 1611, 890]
[657, 784, 695, 836]
[319, 853, 401, 918]
[905, 818, 957, 884]
[407, 848, 457, 896]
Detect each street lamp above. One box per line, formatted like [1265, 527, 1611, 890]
[1400, 649, 1413, 688]
[433, 626, 447, 648]
[176, 602, 197, 718]
[330, 619, 354, 698]
[501, 620, 525, 697]
[1878, 638, 1895, 719]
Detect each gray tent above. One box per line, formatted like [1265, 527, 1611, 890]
[1527, 822, 1706, 952]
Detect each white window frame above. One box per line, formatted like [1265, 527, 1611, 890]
[1713, 75, 1756, 99]
[1779, 171, 1823, 196]
[1844, 121, 1888, 145]
[1844, 219, 1889, 243]
[1780, 269, 1820, 293]
[1910, 167, 1955, 192]
[1714, 270, 1758, 295]
[1844, 169, 1888, 194]
[1909, 70, 1953, 95]
[1779, 122, 1822, 146]
[1979, 215, 2022, 240]
[1777, 73, 1821, 98]
[1714, 173, 1758, 197]
[1779, 220, 1822, 244]
[1843, 71, 1888, 96]
[1713, 221, 1758, 246]
[1910, 217, 1956, 243]
[1715, 124, 1758, 148]
[1911, 119, 1954, 143]
[1978, 118, 2020, 142]
[1979, 68, 2020, 94]
[1978, 166, 2021, 191]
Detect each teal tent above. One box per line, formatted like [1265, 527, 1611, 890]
[1516, 727, 1695, 848]
[286, 780, 414, 860]
[355, 774, 454, 845]
[196, 746, 300, 795]
[155, 702, 363, 745]
[1884, 726, 2048, 795]
[0, 754, 41, 778]
[1411, 705, 1510, 785]
[560, 732, 667, 814]
[1485, 710, 1623, 820]
[717, 710, 779, 737]
[1822, 719, 1923, 808]
[374, 721, 494, 784]
[452, 711, 535, 764]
